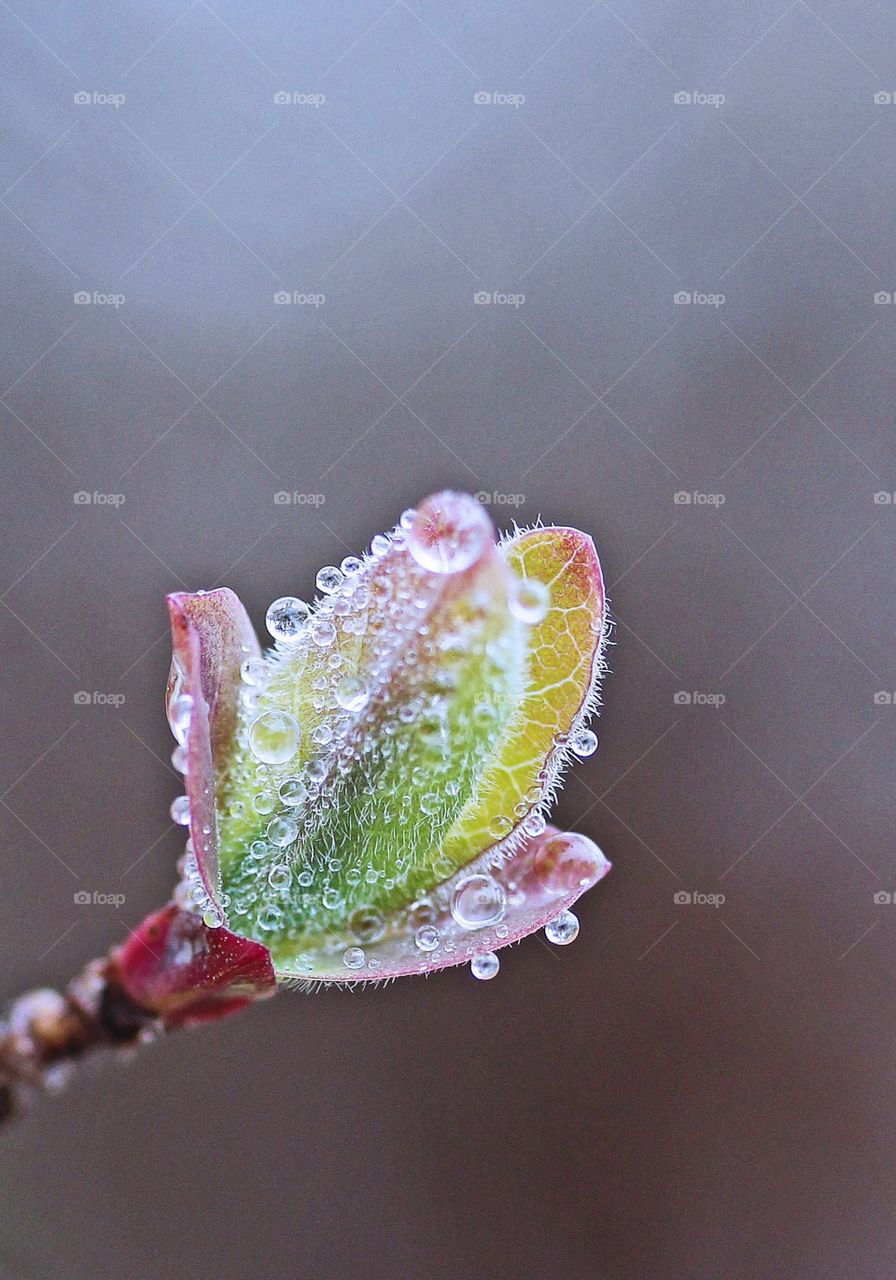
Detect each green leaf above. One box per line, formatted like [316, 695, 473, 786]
[217, 497, 526, 973]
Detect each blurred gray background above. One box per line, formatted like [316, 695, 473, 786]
[1, 2, 894, 1277]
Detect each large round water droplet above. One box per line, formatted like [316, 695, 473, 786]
[533, 833, 610, 894]
[451, 873, 507, 930]
[171, 744, 188, 774]
[570, 727, 598, 757]
[545, 909, 579, 945]
[408, 491, 491, 574]
[336, 674, 369, 712]
[265, 597, 309, 643]
[343, 946, 366, 970]
[470, 951, 499, 980]
[340, 555, 363, 576]
[249, 709, 300, 764]
[510, 577, 550, 623]
[202, 905, 224, 929]
[316, 565, 343, 595]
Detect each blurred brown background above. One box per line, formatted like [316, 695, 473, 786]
[1, 2, 895, 1277]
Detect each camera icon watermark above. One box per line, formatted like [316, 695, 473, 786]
[74, 690, 125, 708]
[74, 290, 125, 307]
[474, 490, 526, 507]
[273, 91, 325, 106]
[273, 491, 326, 507]
[473, 290, 525, 307]
[674, 490, 726, 507]
[874, 890, 895, 904]
[674, 691, 725, 707]
[873, 692, 894, 705]
[273, 290, 325, 306]
[674, 889, 725, 906]
[873, 492, 895, 504]
[673, 90, 725, 107]
[473, 91, 525, 107]
[74, 890, 126, 907]
[74, 490, 125, 507]
[873, 92, 895, 104]
[74, 91, 125, 107]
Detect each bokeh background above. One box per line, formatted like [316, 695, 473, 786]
[1, 3, 895, 1277]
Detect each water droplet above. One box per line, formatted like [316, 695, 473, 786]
[171, 744, 188, 773]
[370, 533, 392, 557]
[570, 727, 598, 757]
[279, 777, 308, 807]
[414, 925, 440, 952]
[249, 710, 300, 765]
[470, 951, 499, 980]
[316, 565, 343, 594]
[451, 874, 507, 930]
[533, 833, 610, 894]
[399, 507, 416, 529]
[522, 809, 547, 838]
[310, 618, 336, 648]
[336, 674, 369, 712]
[343, 946, 366, 970]
[488, 814, 513, 841]
[545, 909, 580, 945]
[202, 905, 224, 928]
[267, 815, 298, 848]
[340, 556, 363, 576]
[265, 597, 309, 643]
[351, 909, 385, 944]
[268, 863, 292, 891]
[510, 577, 550, 624]
[167, 693, 193, 745]
[240, 657, 267, 686]
[170, 794, 191, 825]
[253, 790, 276, 815]
[407, 491, 491, 574]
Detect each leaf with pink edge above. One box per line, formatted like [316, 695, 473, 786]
[166, 588, 261, 912]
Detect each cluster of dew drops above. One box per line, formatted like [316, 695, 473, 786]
[164, 495, 600, 981]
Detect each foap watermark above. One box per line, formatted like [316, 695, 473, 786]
[74, 90, 125, 107]
[274, 491, 326, 507]
[74, 890, 126, 907]
[475, 490, 526, 508]
[873, 92, 896, 104]
[674, 490, 725, 507]
[474, 290, 525, 307]
[673, 290, 725, 307]
[273, 91, 325, 106]
[74, 490, 125, 507]
[274, 290, 325, 306]
[674, 691, 725, 707]
[873, 291, 896, 304]
[674, 890, 725, 907]
[873, 692, 896, 705]
[74, 290, 125, 307]
[473, 91, 525, 107]
[74, 690, 125, 708]
[674, 90, 725, 107]
[873, 491, 896, 504]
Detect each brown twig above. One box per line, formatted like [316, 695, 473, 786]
[0, 957, 161, 1127]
